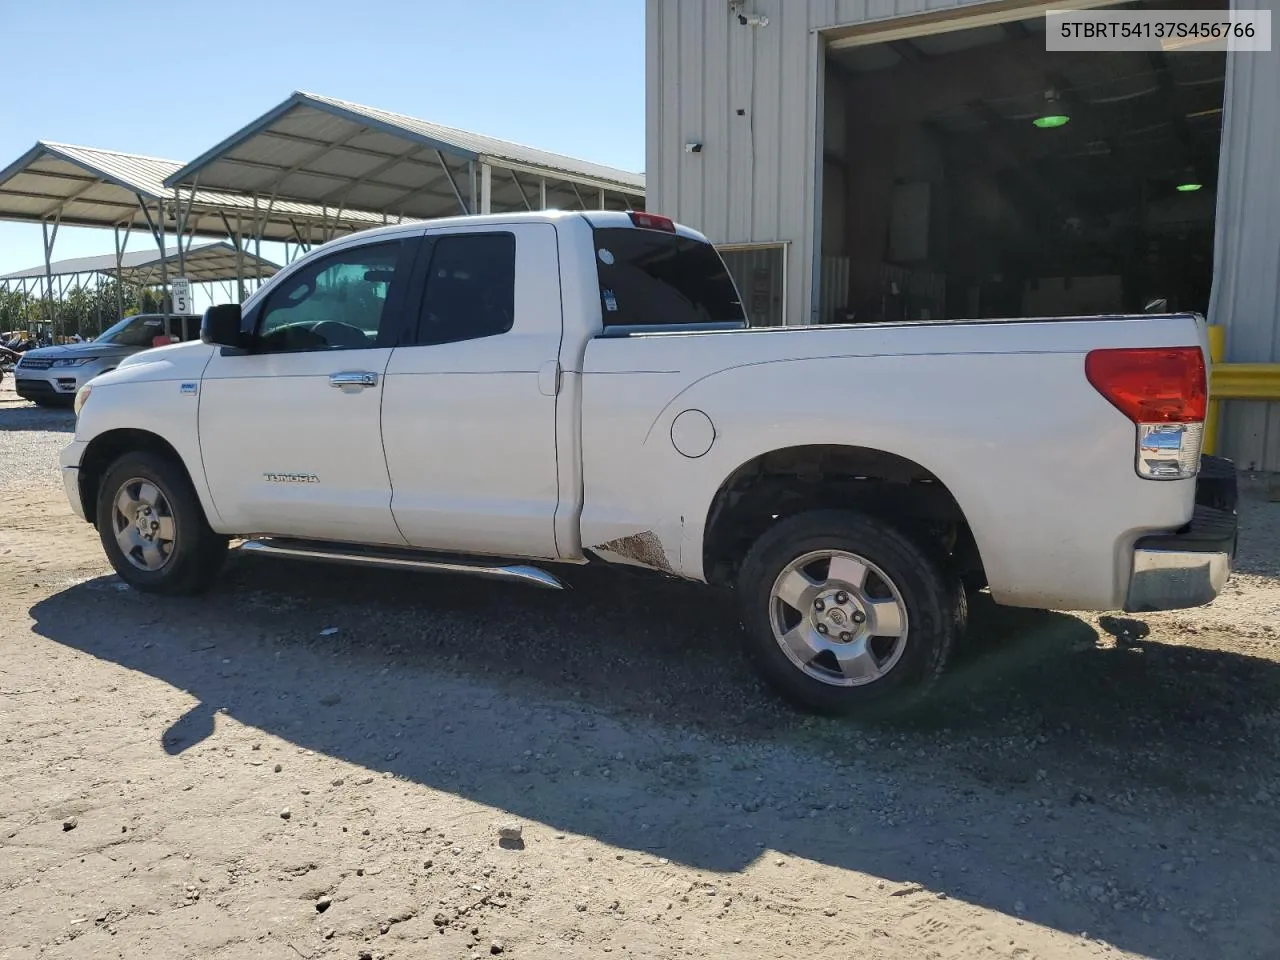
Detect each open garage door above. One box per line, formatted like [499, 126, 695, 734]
[818, 0, 1226, 323]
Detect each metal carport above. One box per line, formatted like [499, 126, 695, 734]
[0, 141, 387, 327]
[0, 242, 279, 332]
[164, 91, 646, 219]
[0, 240, 277, 285]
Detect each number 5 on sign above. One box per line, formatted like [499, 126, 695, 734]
[170, 278, 192, 315]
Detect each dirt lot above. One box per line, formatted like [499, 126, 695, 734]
[2, 377, 1279, 960]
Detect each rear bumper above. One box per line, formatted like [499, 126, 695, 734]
[1124, 456, 1238, 613]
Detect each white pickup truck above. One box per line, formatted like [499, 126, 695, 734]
[61, 210, 1237, 713]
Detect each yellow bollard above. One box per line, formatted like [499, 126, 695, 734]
[1204, 324, 1226, 455]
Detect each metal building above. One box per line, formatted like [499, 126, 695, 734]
[646, 0, 1280, 470]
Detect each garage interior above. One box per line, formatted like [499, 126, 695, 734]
[819, 0, 1227, 324]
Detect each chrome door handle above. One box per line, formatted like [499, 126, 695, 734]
[329, 371, 378, 389]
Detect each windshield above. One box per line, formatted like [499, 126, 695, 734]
[94, 315, 169, 347]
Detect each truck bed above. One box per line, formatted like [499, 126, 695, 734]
[576, 311, 1208, 611]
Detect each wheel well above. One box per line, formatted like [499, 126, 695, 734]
[78, 429, 186, 526]
[702, 445, 984, 587]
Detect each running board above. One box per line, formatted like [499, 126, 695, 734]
[237, 538, 566, 590]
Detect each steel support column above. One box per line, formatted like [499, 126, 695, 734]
[137, 194, 169, 318]
[41, 217, 59, 337]
[113, 223, 130, 323]
[236, 218, 245, 303]
[480, 163, 492, 215]
[158, 199, 170, 320]
[219, 212, 246, 303]
[173, 184, 195, 279]
[437, 150, 470, 214]
[509, 170, 533, 212]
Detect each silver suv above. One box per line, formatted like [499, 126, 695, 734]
[14, 314, 199, 407]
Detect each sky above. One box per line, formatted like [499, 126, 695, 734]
[0, 0, 645, 308]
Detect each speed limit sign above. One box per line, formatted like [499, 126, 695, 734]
[170, 277, 192, 315]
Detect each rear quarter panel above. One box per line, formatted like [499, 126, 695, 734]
[580, 316, 1206, 611]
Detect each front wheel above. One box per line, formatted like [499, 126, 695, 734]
[96, 451, 228, 595]
[736, 509, 965, 715]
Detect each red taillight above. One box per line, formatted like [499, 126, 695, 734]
[628, 211, 676, 232]
[1085, 346, 1207, 423]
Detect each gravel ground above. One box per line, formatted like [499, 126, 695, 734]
[2, 380, 1279, 960]
[0, 380, 74, 488]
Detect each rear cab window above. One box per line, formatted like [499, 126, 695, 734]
[592, 227, 745, 332]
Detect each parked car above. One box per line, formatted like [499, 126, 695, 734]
[14, 314, 199, 406]
[59, 211, 1236, 714]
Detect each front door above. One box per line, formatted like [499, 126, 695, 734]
[199, 236, 418, 545]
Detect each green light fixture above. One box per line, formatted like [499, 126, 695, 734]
[1033, 114, 1070, 129]
[1033, 89, 1070, 129]
[1175, 167, 1203, 192]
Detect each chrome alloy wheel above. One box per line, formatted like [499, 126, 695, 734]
[767, 549, 909, 686]
[111, 477, 177, 572]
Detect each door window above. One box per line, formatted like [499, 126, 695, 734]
[255, 241, 403, 353]
[414, 233, 516, 345]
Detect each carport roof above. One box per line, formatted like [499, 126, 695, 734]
[0, 241, 278, 286]
[164, 91, 646, 218]
[0, 141, 386, 242]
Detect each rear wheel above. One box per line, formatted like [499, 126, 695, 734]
[96, 451, 228, 595]
[736, 509, 965, 715]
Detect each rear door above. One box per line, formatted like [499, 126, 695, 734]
[381, 222, 564, 559]
[199, 236, 419, 544]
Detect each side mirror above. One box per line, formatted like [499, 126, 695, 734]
[201, 304, 244, 349]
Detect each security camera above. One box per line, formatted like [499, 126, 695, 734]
[738, 13, 769, 26]
[684, 142, 703, 154]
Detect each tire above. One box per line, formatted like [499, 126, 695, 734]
[96, 450, 228, 595]
[736, 509, 965, 716]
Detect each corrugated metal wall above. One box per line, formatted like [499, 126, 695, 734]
[645, 0, 996, 330]
[1209, 0, 1280, 472]
[646, 0, 1280, 470]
